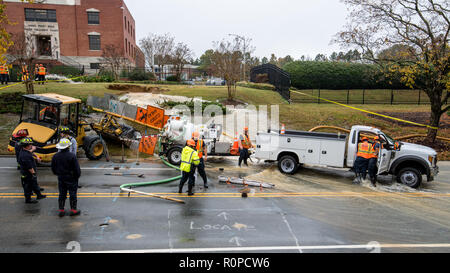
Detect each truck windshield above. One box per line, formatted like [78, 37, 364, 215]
[383, 133, 396, 145]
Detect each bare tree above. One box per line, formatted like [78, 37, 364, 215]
[170, 42, 193, 82]
[139, 33, 157, 73]
[101, 44, 127, 81]
[211, 37, 244, 100]
[334, 0, 449, 142]
[154, 33, 175, 80]
[7, 32, 38, 93]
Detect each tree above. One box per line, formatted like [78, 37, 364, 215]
[261, 57, 268, 64]
[139, 33, 174, 80]
[314, 54, 328, 62]
[170, 42, 193, 82]
[210, 37, 243, 100]
[269, 54, 278, 65]
[198, 49, 214, 76]
[335, 0, 449, 142]
[7, 32, 39, 93]
[101, 44, 127, 81]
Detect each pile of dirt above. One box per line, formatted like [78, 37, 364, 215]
[221, 98, 247, 106]
[368, 112, 450, 129]
[107, 84, 168, 93]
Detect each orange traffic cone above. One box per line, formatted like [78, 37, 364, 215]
[230, 134, 239, 156]
[281, 124, 286, 135]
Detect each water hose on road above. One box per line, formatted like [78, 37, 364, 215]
[119, 137, 185, 204]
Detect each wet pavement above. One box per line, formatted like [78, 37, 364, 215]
[0, 156, 449, 253]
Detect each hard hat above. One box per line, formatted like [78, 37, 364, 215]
[187, 139, 195, 147]
[56, 138, 72, 150]
[60, 126, 70, 134]
[13, 129, 29, 138]
[192, 131, 200, 138]
[20, 137, 34, 146]
[361, 137, 369, 141]
[244, 127, 249, 131]
[374, 136, 380, 140]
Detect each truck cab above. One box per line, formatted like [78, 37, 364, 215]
[255, 125, 439, 188]
[347, 126, 439, 188]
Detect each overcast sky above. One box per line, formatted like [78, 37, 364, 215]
[125, 0, 350, 60]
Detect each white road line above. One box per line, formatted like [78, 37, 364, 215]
[82, 243, 450, 253]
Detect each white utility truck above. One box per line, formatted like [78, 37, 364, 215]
[255, 126, 439, 188]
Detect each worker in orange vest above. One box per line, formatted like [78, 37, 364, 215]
[38, 64, 46, 85]
[0, 64, 9, 85]
[21, 65, 29, 82]
[367, 136, 382, 187]
[238, 127, 253, 167]
[192, 131, 208, 189]
[353, 137, 376, 184]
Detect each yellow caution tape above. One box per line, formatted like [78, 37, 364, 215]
[0, 82, 22, 91]
[0, 76, 84, 92]
[290, 90, 439, 130]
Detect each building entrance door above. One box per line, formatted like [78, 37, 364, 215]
[37, 36, 51, 56]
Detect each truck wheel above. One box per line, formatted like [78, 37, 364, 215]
[84, 137, 104, 161]
[278, 155, 298, 175]
[396, 167, 422, 188]
[167, 147, 182, 166]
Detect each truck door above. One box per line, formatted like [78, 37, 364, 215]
[377, 148, 392, 175]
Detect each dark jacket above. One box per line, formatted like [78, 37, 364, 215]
[18, 149, 36, 177]
[15, 142, 23, 162]
[51, 149, 81, 182]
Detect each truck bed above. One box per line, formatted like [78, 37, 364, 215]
[255, 130, 348, 168]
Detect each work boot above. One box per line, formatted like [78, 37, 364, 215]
[25, 199, 38, 204]
[70, 210, 81, 217]
[58, 210, 65, 218]
[36, 194, 46, 200]
[204, 183, 209, 189]
[178, 187, 183, 194]
[188, 185, 194, 196]
[371, 178, 377, 187]
[352, 174, 361, 185]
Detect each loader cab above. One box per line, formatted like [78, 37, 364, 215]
[9, 93, 82, 162]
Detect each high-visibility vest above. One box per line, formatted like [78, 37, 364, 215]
[180, 146, 200, 173]
[241, 134, 251, 149]
[39, 106, 56, 119]
[38, 67, 46, 75]
[195, 139, 205, 158]
[22, 66, 28, 73]
[357, 142, 376, 159]
[0, 66, 5, 74]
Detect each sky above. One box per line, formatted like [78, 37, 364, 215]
[124, 0, 350, 60]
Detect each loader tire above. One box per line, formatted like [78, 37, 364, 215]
[83, 136, 104, 161]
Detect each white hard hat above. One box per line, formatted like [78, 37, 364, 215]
[56, 138, 72, 150]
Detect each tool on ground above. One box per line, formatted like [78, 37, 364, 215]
[105, 173, 145, 178]
[218, 176, 275, 189]
[120, 188, 185, 204]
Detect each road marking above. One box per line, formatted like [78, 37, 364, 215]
[81, 243, 450, 253]
[0, 167, 174, 171]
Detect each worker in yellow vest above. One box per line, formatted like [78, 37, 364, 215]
[238, 127, 253, 167]
[192, 131, 208, 189]
[0, 64, 9, 85]
[38, 64, 46, 85]
[179, 139, 200, 196]
[353, 137, 376, 184]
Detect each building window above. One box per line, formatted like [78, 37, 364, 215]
[88, 35, 101, 50]
[125, 38, 128, 54]
[25, 8, 57, 22]
[90, 63, 100, 69]
[87, 11, 100, 24]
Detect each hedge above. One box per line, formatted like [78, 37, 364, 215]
[237, 81, 276, 91]
[283, 61, 407, 90]
[0, 92, 25, 114]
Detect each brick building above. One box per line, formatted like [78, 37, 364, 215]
[4, 0, 145, 73]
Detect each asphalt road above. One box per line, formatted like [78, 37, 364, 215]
[0, 156, 449, 253]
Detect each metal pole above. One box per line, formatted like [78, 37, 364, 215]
[418, 90, 421, 105]
[391, 89, 394, 105]
[347, 89, 350, 104]
[363, 89, 365, 105]
[318, 89, 321, 104]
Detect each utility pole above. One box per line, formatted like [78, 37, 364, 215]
[229, 34, 249, 82]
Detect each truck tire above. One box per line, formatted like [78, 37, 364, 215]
[83, 136, 104, 161]
[396, 167, 422, 188]
[167, 147, 183, 166]
[278, 155, 299, 175]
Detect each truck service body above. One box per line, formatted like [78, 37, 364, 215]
[255, 125, 439, 188]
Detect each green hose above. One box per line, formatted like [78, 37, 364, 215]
[119, 137, 182, 190]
